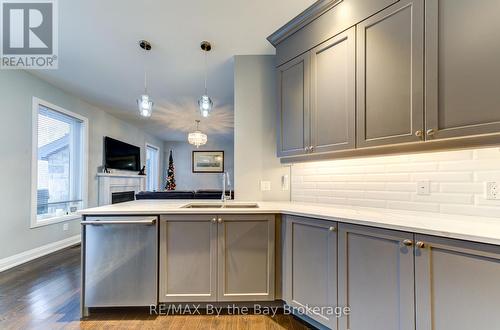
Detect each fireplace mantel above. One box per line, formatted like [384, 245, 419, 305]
[97, 173, 145, 206]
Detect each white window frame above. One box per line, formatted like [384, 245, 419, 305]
[145, 143, 160, 191]
[31, 97, 89, 228]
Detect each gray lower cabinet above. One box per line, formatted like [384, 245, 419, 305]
[356, 0, 424, 148]
[217, 214, 275, 301]
[283, 216, 338, 329]
[425, 0, 500, 140]
[159, 214, 275, 303]
[277, 53, 310, 157]
[415, 235, 500, 330]
[338, 224, 415, 330]
[159, 215, 217, 302]
[310, 27, 356, 153]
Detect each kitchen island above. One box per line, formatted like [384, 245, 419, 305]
[80, 200, 500, 329]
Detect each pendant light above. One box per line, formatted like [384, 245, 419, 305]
[188, 120, 208, 148]
[137, 40, 154, 118]
[198, 41, 214, 118]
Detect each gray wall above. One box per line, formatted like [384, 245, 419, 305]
[163, 138, 234, 191]
[234, 55, 291, 201]
[0, 70, 164, 260]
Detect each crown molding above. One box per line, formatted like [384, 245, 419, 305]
[267, 0, 343, 46]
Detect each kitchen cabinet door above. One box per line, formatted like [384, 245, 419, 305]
[338, 224, 415, 330]
[425, 0, 500, 140]
[415, 235, 500, 330]
[217, 214, 275, 301]
[283, 216, 338, 329]
[310, 27, 356, 153]
[356, 0, 424, 147]
[159, 215, 217, 302]
[277, 53, 311, 157]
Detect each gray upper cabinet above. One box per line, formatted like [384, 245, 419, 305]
[159, 215, 217, 302]
[356, 0, 424, 148]
[217, 214, 275, 301]
[283, 216, 338, 329]
[338, 224, 415, 330]
[271, 0, 398, 67]
[311, 27, 356, 153]
[415, 235, 500, 330]
[425, 0, 500, 140]
[277, 53, 310, 157]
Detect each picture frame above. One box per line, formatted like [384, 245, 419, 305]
[192, 150, 224, 173]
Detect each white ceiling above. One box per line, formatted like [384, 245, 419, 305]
[30, 0, 315, 141]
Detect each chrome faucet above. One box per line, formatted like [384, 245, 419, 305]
[221, 172, 232, 202]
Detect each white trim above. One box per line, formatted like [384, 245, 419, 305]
[0, 235, 81, 273]
[145, 142, 160, 191]
[31, 97, 89, 228]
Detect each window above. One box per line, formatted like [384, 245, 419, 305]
[31, 98, 88, 227]
[146, 144, 159, 191]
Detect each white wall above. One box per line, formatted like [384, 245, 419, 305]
[234, 55, 291, 201]
[0, 70, 163, 260]
[163, 137, 234, 191]
[292, 147, 500, 217]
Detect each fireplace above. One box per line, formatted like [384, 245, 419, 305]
[97, 173, 145, 206]
[111, 191, 135, 204]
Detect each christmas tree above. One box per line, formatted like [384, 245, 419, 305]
[166, 150, 176, 190]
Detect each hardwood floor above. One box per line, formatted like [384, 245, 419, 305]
[0, 246, 312, 329]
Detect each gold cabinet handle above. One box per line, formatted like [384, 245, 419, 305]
[211, 218, 217, 223]
[217, 218, 223, 224]
[310, 146, 315, 152]
[329, 226, 336, 232]
[416, 241, 426, 249]
[402, 239, 413, 247]
[426, 128, 436, 136]
[415, 130, 424, 139]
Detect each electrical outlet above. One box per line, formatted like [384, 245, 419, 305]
[63, 223, 69, 231]
[260, 181, 271, 191]
[486, 182, 499, 200]
[417, 181, 430, 195]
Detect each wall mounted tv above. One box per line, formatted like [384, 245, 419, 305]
[104, 137, 141, 171]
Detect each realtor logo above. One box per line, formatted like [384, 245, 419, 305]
[1, 0, 58, 69]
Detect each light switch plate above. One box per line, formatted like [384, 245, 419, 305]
[281, 175, 289, 191]
[63, 223, 69, 231]
[260, 181, 271, 191]
[417, 181, 430, 195]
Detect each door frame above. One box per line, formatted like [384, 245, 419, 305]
[145, 142, 160, 191]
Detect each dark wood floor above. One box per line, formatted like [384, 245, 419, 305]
[0, 246, 312, 329]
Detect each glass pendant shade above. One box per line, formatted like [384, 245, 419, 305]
[137, 94, 153, 117]
[198, 94, 213, 118]
[188, 120, 208, 148]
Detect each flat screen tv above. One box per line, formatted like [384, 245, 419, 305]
[104, 137, 141, 171]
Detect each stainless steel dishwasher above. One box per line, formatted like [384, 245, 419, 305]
[82, 216, 157, 308]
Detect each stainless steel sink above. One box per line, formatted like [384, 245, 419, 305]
[181, 203, 259, 209]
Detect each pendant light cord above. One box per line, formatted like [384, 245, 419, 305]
[204, 51, 208, 95]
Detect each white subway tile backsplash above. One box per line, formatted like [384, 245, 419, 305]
[291, 147, 500, 218]
[387, 201, 441, 213]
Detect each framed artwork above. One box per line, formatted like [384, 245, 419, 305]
[192, 151, 224, 173]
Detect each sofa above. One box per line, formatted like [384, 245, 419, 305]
[136, 190, 234, 200]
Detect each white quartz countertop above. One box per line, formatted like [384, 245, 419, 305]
[79, 200, 500, 245]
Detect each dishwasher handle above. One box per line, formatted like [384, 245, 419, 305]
[81, 219, 156, 226]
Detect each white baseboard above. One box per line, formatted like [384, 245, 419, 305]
[0, 235, 81, 273]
